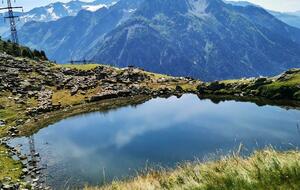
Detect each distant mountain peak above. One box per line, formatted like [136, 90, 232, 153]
[0, 0, 117, 36]
[134, 0, 221, 19]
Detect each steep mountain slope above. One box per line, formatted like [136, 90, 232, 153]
[19, 0, 300, 80]
[19, 0, 142, 63]
[88, 0, 300, 80]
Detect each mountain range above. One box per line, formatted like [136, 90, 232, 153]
[225, 1, 300, 28]
[18, 0, 300, 80]
[269, 11, 300, 29]
[2, 0, 299, 32]
[0, 0, 117, 35]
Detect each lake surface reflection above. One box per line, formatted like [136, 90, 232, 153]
[9, 94, 300, 189]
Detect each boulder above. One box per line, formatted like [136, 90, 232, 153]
[88, 90, 131, 102]
[22, 168, 29, 174]
[285, 69, 300, 75]
[8, 127, 18, 132]
[70, 85, 79, 96]
[254, 77, 268, 85]
[0, 120, 5, 127]
[89, 92, 119, 102]
[175, 85, 184, 93]
[293, 91, 300, 100]
[207, 82, 225, 91]
[2, 184, 13, 190]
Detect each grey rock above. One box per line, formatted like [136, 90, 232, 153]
[22, 168, 29, 174]
[70, 85, 79, 96]
[0, 120, 5, 127]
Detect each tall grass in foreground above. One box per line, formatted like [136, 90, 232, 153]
[85, 149, 300, 190]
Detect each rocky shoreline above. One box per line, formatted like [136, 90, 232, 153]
[0, 136, 48, 190]
[0, 53, 199, 189]
[0, 52, 198, 134]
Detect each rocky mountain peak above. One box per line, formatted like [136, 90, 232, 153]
[186, 0, 209, 16]
[132, 0, 225, 19]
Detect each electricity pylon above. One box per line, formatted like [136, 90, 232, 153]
[0, 0, 23, 44]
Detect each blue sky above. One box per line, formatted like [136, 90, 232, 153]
[10, 0, 300, 12]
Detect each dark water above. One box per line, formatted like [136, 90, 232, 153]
[9, 94, 300, 189]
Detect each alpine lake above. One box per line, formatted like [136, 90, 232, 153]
[8, 94, 300, 189]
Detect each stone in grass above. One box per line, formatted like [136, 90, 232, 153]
[8, 127, 17, 132]
[19, 155, 27, 161]
[294, 91, 300, 100]
[3, 177, 12, 181]
[22, 168, 29, 174]
[32, 178, 39, 183]
[2, 183, 20, 190]
[0, 120, 5, 127]
[2, 184, 13, 190]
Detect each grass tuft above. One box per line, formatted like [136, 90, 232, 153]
[86, 149, 300, 190]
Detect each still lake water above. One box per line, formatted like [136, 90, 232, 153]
[9, 94, 300, 189]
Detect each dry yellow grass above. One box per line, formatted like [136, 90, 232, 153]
[52, 87, 102, 106]
[86, 149, 300, 190]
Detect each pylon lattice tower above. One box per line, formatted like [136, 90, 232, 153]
[0, 0, 23, 44]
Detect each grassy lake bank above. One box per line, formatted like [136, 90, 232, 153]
[86, 149, 300, 190]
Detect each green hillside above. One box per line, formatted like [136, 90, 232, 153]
[0, 38, 47, 60]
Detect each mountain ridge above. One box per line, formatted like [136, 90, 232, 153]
[18, 0, 300, 81]
[225, 0, 300, 28]
[87, 0, 300, 80]
[0, 0, 117, 35]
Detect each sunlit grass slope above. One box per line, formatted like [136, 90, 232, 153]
[86, 149, 300, 190]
